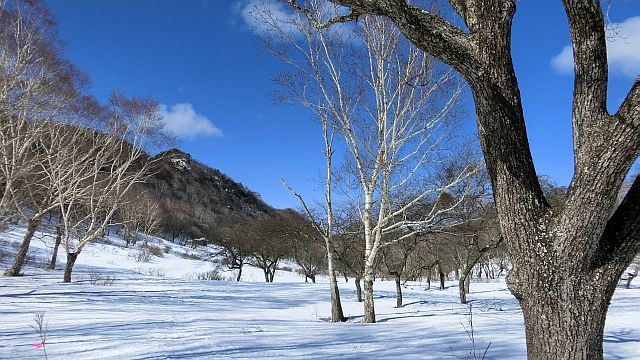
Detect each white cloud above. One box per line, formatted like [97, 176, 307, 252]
[551, 16, 640, 78]
[550, 46, 574, 75]
[160, 103, 222, 139]
[241, 0, 302, 37]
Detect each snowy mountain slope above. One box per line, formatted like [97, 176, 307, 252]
[0, 226, 639, 359]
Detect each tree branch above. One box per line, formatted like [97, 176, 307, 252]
[288, 0, 361, 29]
[329, 0, 478, 76]
[616, 76, 640, 129]
[591, 174, 640, 270]
[562, 0, 609, 157]
[281, 178, 327, 238]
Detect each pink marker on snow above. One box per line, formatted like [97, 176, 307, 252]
[32, 341, 44, 349]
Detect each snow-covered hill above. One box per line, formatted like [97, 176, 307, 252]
[1, 226, 639, 359]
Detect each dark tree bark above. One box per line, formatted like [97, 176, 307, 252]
[236, 266, 243, 282]
[326, 247, 346, 322]
[355, 276, 363, 302]
[63, 252, 79, 283]
[292, 0, 640, 358]
[263, 268, 271, 283]
[437, 263, 446, 290]
[48, 217, 63, 270]
[4, 217, 41, 276]
[624, 269, 637, 289]
[394, 273, 403, 308]
[459, 236, 502, 304]
[459, 275, 467, 305]
[269, 268, 275, 283]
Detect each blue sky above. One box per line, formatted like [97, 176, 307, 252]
[44, 0, 640, 209]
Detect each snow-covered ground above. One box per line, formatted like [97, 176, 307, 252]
[1, 226, 639, 359]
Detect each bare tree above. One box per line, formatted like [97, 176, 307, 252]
[259, 1, 474, 323]
[288, 215, 327, 283]
[246, 214, 294, 283]
[47, 212, 63, 270]
[280, 119, 347, 322]
[440, 169, 503, 303]
[292, 0, 640, 357]
[332, 210, 365, 302]
[54, 93, 166, 283]
[215, 215, 253, 282]
[120, 191, 162, 247]
[380, 235, 421, 307]
[1, 0, 93, 276]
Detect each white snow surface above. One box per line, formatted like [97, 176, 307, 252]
[1, 226, 639, 359]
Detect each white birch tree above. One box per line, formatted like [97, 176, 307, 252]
[255, 0, 477, 322]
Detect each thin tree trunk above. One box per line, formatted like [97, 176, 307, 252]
[236, 265, 242, 282]
[438, 263, 445, 290]
[310, 274, 316, 283]
[395, 273, 403, 308]
[355, 276, 363, 302]
[324, 224, 346, 322]
[48, 217, 62, 270]
[263, 268, 269, 283]
[269, 267, 275, 282]
[459, 275, 467, 304]
[326, 244, 346, 322]
[63, 252, 79, 283]
[328, 267, 345, 322]
[465, 276, 470, 294]
[5, 217, 41, 276]
[624, 270, 637, 289]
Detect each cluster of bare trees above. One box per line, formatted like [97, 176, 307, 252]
[0, 0, 168, 282]
[253, 0, 479, 323]
[214, 210, 315, 283]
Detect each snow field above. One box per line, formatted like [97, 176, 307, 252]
[0, 226, 639, 359]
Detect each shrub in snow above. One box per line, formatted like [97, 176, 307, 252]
[86, 272, 117, 286]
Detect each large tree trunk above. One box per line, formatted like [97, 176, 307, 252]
[514, 272, 617, 360]
[236, 266, 242, 282]
[48, 220, 62, 270]
[4, 218, 40, 276]
[355, 276, 363, 302]
[63, 252, 79, 283]
[394, 273, 402, 308]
